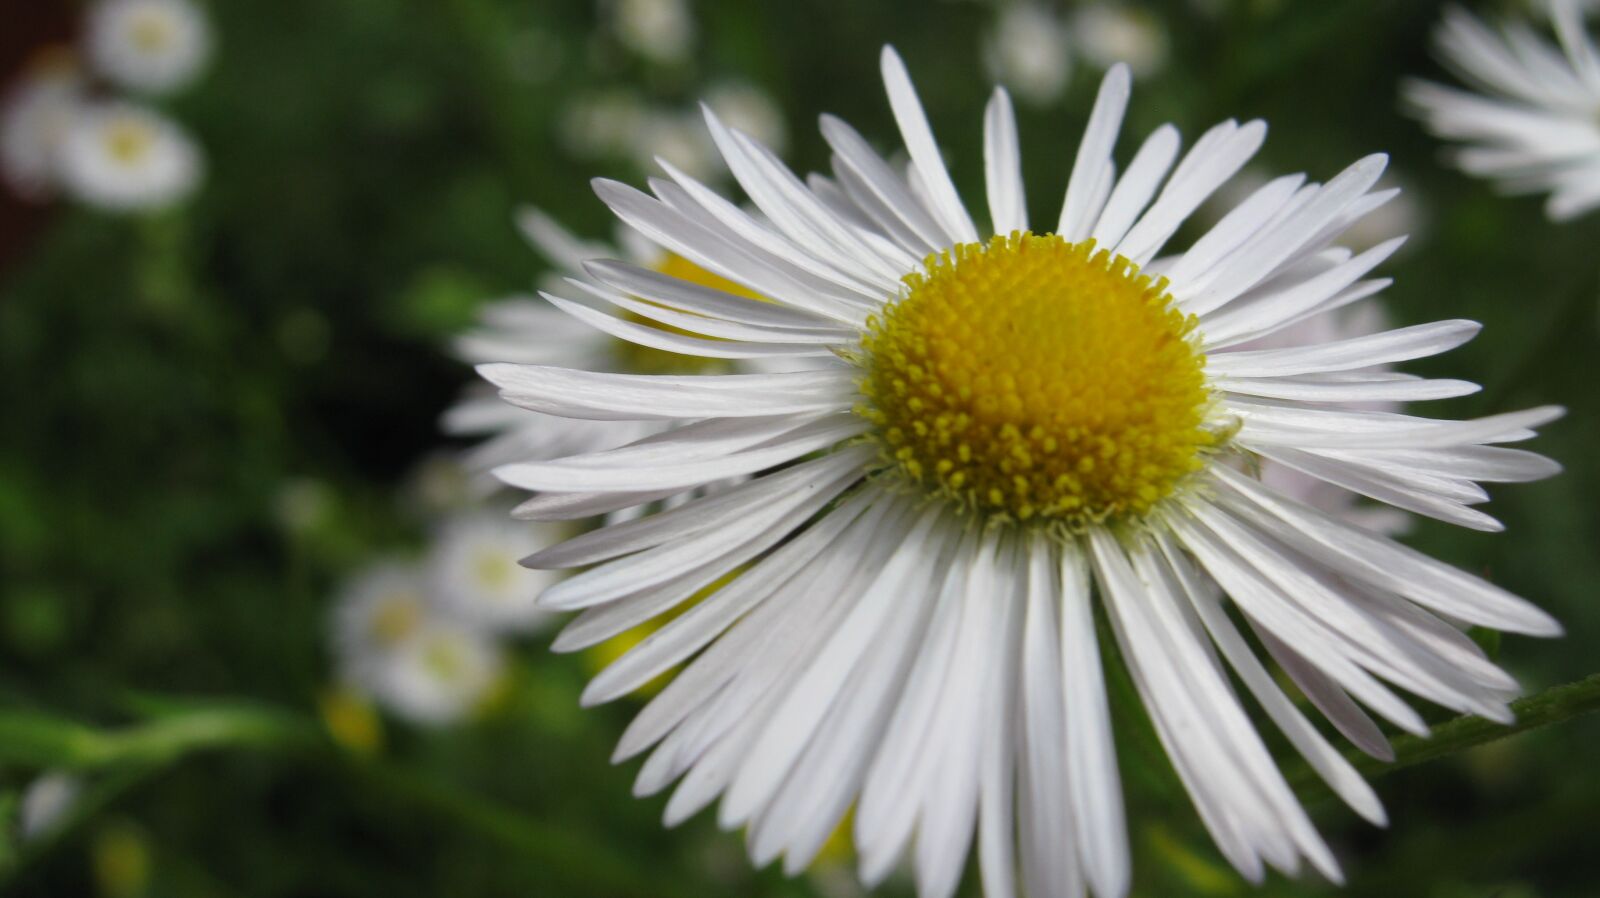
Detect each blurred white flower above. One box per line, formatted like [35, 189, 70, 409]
[1070, 4, 1169, 79]
[60, 102, 202, 212]
[372, 620, 504, 726]
[1404, 2, 1600, 221]
[331, 561, 504, 726]
[85, 0, 212, 95]
[428, 511, 562, 633]
[610, 0, 694, 64]
[19, 771, 81, 841]
[982, 4, 1073, 105]
[559, 89, 647, 160]
[0, 50, 87, 201]
[333, 561, 432, 677]
[705, 81, 788, 154]
[635, 107, 720, 182]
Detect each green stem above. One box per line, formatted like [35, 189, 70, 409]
[1293, 673, 1600, 799]
[0, 702, 712, 898]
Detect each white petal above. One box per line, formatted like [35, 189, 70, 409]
[1059, 65, 1131, 240]
[479, 363, 855, 421]
[983, 87, 1028, 236]
[880, 46, 980, 244]
[1206, 319, 1482, 378]
[494, 414, 867, 493]
[1089, 124, 1180, 251]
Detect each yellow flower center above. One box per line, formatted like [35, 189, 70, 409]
[612, 253, 764, 374]
[368, 595, 422, 646]
[472, 550, 515, 596]
[129, 12, 175, 54]
[104, 119, 154, 165]
[421, 633, 468, 682]
[857, 232, 1215, 527]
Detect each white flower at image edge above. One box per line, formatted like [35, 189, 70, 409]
[332, 561, 503, 727]
[475, 48, 1563, 898]
[428, 511, 563, 633]
[1404, 0, 1600, 220]
[86, 0, 212, 95]
[60, 102, 202, 212]
[0, 52, 86, 200]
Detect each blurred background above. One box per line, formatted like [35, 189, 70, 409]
[1, 0, 1597, 896]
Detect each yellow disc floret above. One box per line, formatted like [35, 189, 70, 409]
[857, 232, 1215, 527]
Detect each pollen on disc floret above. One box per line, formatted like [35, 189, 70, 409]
[857, 232, 1216, 527]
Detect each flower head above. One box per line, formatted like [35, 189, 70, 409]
[609, 0, 694, 65]
[476, 48, 1562, 895]
[982, 4, 1073, 106]
[331, 561, 504, 727]
[60, 102, 202, 212]
[1070, 5, 1168, 80]
[0, 48, 87, 200]
[1405, 0, 1600, 220]
[428, 511, 562, 633]
[85, 0, 212, 95]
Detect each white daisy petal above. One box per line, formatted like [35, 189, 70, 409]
[1115, 119, 1266, 266]
[480, 364, 854, 421]
[1059, 64, 1132, 240]
[1207, 319, 1481, 377]
[984, 87, 1029, 236]
[1089, 123, 1180, 251]
[881, 46, 981, 243]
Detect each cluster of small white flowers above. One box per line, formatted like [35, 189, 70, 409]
[329, 505, 563, 727]
[0, 0, 209, 211]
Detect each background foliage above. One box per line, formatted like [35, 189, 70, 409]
[1, 0, 1597, 896]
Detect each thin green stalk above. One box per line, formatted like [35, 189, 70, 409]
[0, 701, 713, 898]
[1292, 673, 1600, 799]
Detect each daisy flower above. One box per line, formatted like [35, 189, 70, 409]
[608, 0, 694, 65]
[85, 0, 212, 95]
[477, 49, 1563, 895]
[372, 620, 504, 726]
[982, 4, 1074, 106]
[331, 561, 504, 727]
[0, 48, 86, 201]
[428, 510, 562, 633]
[1404, 0, 1600, 221]
[59, 101, 202, 212]
[1070, 4, 1169, 80]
